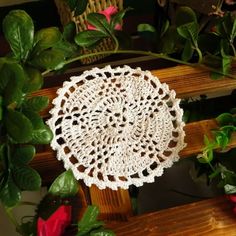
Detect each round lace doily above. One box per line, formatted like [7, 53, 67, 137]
[47, 65, 186, 190]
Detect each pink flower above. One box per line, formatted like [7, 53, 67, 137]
[37, 205, 71, 236]
[87, 6, 122, 31]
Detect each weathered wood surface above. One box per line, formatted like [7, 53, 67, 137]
[108, 196, 236, 236]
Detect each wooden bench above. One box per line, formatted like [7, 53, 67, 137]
[32, 63, 236, 233]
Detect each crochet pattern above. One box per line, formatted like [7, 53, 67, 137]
[47, 65, 186, 190]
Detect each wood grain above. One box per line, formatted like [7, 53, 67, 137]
[108, 196, 236, 236]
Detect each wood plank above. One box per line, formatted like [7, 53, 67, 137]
[33, 65, 236, 118]
[108, 196, 236, 236]
[89, 185, 133, 221]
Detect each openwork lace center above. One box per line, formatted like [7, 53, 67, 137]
[47, 65, 186, 190]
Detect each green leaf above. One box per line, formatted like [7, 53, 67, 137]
[13, 165, 41, 191]
[75, 30, 106, 47]
[66, 0, 88, 16]
[137, 24, 156, 33]
[181, 40, 194, 61]
[216, 113, 233, 126]
[90, 229, 115, 236]
[175, 6, 197, 27]
[23, 96, 49, 112]
[63, 22, 76, 42]
[160, 26, 179, 54]
[111, 8, 131, 30]
[1, 63, 26, 106]
[160, 19, 170, 37]
[2, 10, 34, 61]
[31, 125, 53, 144]
[53, 40, 78, 58]
[5, 110, 33, 143]
[77, 205, 104, 236]
[0, 174, 21, 207]
[23, 67, 43, 93]
[177, 22, 199, 46]
[214, 131, 229, 149]
[34, 27, 62, 53]
[231, 15, 236, 41]
[48, 170, 78, 197]
[13, 145, 36, 164]
[87, 13, 111, 35]
[23, 110, 44, 129]
[30, 49, 65, 70]
[74, 0, 88, 16]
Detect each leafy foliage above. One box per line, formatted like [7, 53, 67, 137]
[196, 112, 236, 194]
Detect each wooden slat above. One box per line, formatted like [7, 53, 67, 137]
[31, 118, 236, 176]
[108, 196, 236, 236]
[33, 65, 236, 118]
[89, 185, 133, 221]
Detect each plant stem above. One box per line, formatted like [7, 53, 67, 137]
[41, 49, 236, 79]
[5, 208, 21, 233]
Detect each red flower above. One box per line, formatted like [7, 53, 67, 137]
[87, 6, 122, 31]
[227, 194, 236, 215]
[37, 205, 71, 236]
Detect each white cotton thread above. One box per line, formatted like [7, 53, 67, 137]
[47, 65, 186, 190]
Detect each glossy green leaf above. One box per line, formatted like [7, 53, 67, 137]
[87, 13, 111, 35]
[30, 49, 65, 70]
[181, 40, 194, 61]
[13, 145, 36, 164]
[31, 125, 53, 144]
[0, 174, 21, 207]
[63, 22, 76, 42]
[48, 169, 78, 197]
[177, 22, 199, 46]
[23, 96, 49, 112]
[90, 229, 115, 236]
[23, 110, 44, 129]
[75, 30, 106, 47]
[215, 131, 229, 149]
[74, 0, 88, 16]
[5, 110, 33, 143]
[23, 67, 43, 93]
[216, 113, 233, 126]
[53, 40, 78, 58]
[77, 205, 104, 236]
[2, 10, 34, 61]
[175, 6, 197, 27]
[34, 27, 62, 53]
[66, 0, 88, 16]
[1, 63, 26, 106]
[13, 165, 41, 190]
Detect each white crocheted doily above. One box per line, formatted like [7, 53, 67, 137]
[47, 65, 186, 190]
